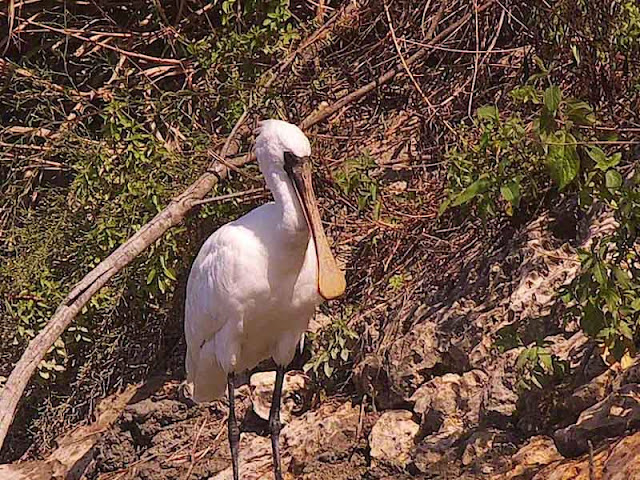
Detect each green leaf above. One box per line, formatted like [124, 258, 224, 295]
[587, 146, 606, 166]
[539, 352, 553, 372]
[533, 55, 548, 73]
[340, 348, 350, 361]
[477, 105, 499, 123]
[500, 179, 521, 209]
[605, 169, 623, 190]
[438, 198, 451, 216]
[619, 322, 634, 341]
[602, 288, 621, 311]
[146, 268, 157, 285]
[566, 99, 594, 125]
[612, 266, 631, 288]
[164, 266, 177, 281]
[539, 108, 556, 134]
[589, 147, 622, 171]
[516, 350, 530, 370]
[582, 301, 605, 337]
[452, 177, 490, 207]
[510, 85, 540, 104]
[593, 261, 608, 285]
[323, 362, 333, 377]
[546, 132, 580, 190]
[571, 44, 581, 65]
[543, 85, 562, 113]
[531, 374, 543, 389]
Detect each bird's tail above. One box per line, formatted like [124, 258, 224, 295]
[185, 345, 227, 403]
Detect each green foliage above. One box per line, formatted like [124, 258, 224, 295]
[561, 169, 640, 362]
[388, 274, 406, 290]
[0, 101, 199, 379]
[304, 311, 359, 382]
[448, 77, 640, 372]
[515, 343, 569, 391]
[188, 0, 298, 94]
[335, 154, 382, 219]
[495, 326, 568, 391]
[439, 104, 538, 218]
[615, 1, 640, 52]
[0, 0, 303, 388]
[441, 80, 606, 218]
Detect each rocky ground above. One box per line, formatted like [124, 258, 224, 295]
[3, 205, 639, 480]
[2, 2, 639, 478]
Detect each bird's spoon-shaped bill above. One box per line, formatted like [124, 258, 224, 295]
[289, 159, 346, 300]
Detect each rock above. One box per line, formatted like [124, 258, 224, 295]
[548, 332, 589, 366]
[412, 427, 462, 473]
[282, 401, 359, 473]
[490, 433, 640, 480]
[412, 370, 488, 434]
[249, 371, 312, 424]
[490, 431, 640, 480]
[554, 383, 640, 457]
[509, 214, 582, 322]
[409, 370, 489, 472]
[613, 358, 640, 389]
[209, 434, 277, 480]
[386, 321, 442, 402]
[481, 348, 523, 427]
[210, 401, 359, 479]
[567, 369, 616, 417]
[368, 410, 419, 468]
[602, 432, 640, 480]
[461, 429, 509, 467]
[490, 436, 562, 480]
[0, 386, 138, 480]
[353, 354, 405, 410]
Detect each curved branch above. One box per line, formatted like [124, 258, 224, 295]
[0, 0, 495, 451]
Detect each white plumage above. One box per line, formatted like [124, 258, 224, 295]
[184, 120, 341, 402]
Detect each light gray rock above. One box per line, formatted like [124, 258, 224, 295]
[209, 401, 359, 480]
[489, 435, 562, 480]
[249, 371, 312, 424]
[481, 348, 523, 427]
[369, 410, 419, 468]
[412, 369, 488, 433]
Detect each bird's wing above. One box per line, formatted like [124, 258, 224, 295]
[184, 219, 269, 398]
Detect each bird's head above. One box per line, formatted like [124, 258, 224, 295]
[255, 120, 346, 301]
[255, 119, 311, 166]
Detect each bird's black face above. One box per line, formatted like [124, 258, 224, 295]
[282, 151, 346, 300]
[283, 151, 309, 172]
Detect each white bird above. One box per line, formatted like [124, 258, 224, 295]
[184, 119, 346, 480]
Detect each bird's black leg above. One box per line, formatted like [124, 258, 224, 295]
[227, 373, 240, 480]
[269, 366, 286, 480]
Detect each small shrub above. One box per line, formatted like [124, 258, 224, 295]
[304, 310, 358, 382]
[335, 154, 382, 219]
[445, 77, 639, 378]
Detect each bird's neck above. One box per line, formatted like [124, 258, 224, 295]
[264, 166, 309, 238]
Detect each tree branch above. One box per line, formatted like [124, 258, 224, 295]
[0, 0, 495, 451]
